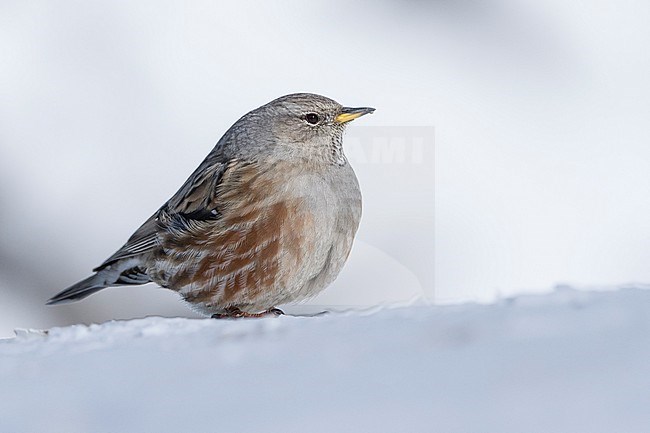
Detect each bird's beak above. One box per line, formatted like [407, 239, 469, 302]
[335, 107, 376, 124]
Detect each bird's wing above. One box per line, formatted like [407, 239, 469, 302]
[94, 152, 234, 271]
[165, 154, 234, 217]
[92, 213, 160, 271]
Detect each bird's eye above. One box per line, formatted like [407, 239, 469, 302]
[305, 113, 320, 125]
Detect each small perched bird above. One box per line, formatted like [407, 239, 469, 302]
[48, 93, 374, 318]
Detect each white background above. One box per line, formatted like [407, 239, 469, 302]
[1, 0, 650, 336]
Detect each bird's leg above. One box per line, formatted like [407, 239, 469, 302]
[266, 308, 285, 317]
[211, 307, 284, 319]
[211, 306, 244, 319]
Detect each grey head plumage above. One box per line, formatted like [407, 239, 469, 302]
[221, 93, 375, 164]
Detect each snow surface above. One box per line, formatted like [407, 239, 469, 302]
[2, 287, 650, 433]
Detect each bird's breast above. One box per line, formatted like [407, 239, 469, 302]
[156, 160, 361, 310]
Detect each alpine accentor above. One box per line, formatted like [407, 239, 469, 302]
[48, 93, 374, 317]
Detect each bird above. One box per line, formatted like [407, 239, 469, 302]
[47, 93, 374, 318]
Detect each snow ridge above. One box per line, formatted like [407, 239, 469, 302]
[1, 287, 649, 433]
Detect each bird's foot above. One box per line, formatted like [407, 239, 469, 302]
[211, 307, 284, 319]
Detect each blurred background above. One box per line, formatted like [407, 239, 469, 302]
[1, 0, 649, 337]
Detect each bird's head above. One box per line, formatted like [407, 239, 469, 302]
[229, 93, 375, 164]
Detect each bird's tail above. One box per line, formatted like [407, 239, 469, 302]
[47, 260, 151, 305]
[46, 274, 108, 305]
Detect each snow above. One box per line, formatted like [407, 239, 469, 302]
[2, 287, 650, 433]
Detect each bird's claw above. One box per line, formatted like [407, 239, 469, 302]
[211, 307, 284, 319]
